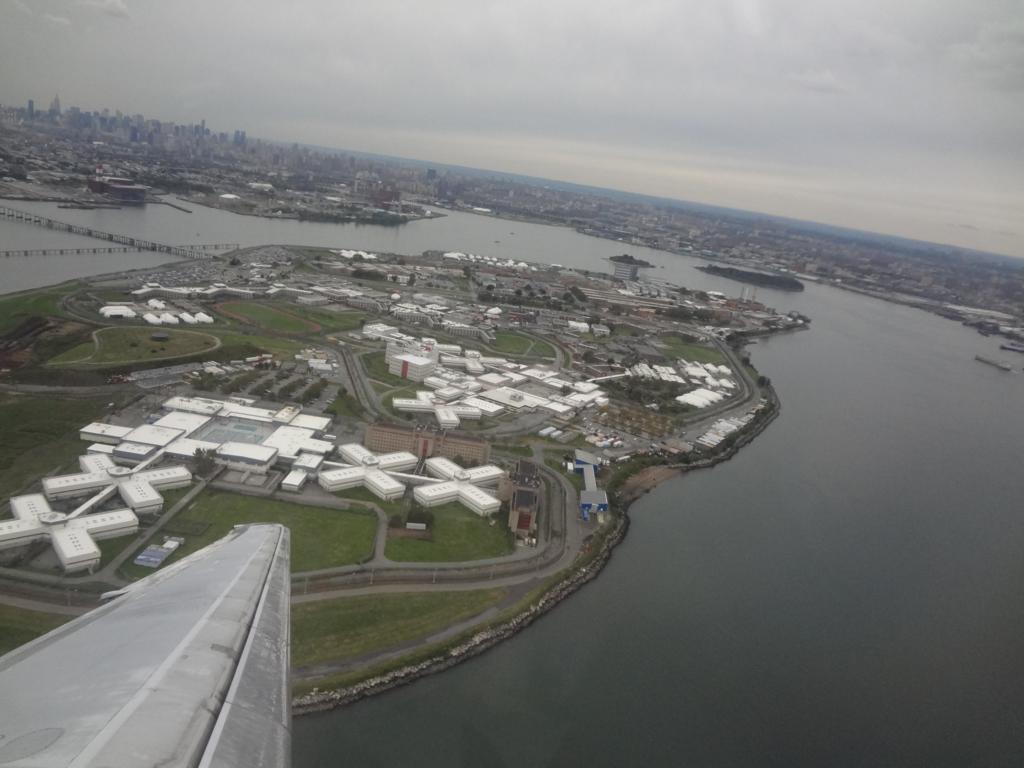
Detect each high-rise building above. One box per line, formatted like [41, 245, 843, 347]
[26, 99, 34, 119]
[49, 94, 61, 117]
[613, 261, 639, 281]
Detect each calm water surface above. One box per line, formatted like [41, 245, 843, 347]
[3, 200, 1022, 765]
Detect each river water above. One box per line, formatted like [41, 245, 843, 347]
[3, 200, 1023, 765]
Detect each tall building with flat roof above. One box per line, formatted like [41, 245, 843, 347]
[364, 423, 490, 464]
[613, 261, 640, 281]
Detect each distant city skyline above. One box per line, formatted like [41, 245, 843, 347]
[1, 0, 1021, 258]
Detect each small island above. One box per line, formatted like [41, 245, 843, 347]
[697, 264, 804, 291]
[609, 253, 654, 268]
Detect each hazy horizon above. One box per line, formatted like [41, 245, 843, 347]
[2, 0, 1021, 257]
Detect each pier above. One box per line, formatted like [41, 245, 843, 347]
[0, 205, 238, 259]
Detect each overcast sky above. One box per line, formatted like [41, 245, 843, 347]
[2, 0, 1022, 256]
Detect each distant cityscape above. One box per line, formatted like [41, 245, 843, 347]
[0, 94, 1021, 337]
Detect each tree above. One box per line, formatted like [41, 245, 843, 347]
[193, 447, 216, 476]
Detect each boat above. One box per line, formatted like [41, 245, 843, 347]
[999, 342, 1024, 354]
[974, 354, 1013, 371]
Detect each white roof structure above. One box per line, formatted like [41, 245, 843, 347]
[459, 396, 505, 415]
[217, 442, 279, 465]
[316, 443, 505, 514]
[290, 414, 332, 432]
[318, 465, 406, 501]
[476, 386, 551, 410]
[117, 478, 163, 511]
[261, 426, 333, 461]
[134, 466, 193, 489]
[99, 305, 137, 319]
[281, 469, 308, 492]
[113, 442, 158, 463]
[165, 437, 221, 460]
[338, 443, 417, 471]
[162, 396, 226, 416]
[413, 457, 503, 515]
[152, 411, 211, 435]
[1, 493, 139, 573]
[293, 452, 325, 472]
[79, 453, 116, 474]
[123, 424, 184, 448]
[675, 388, 726, 409]
[79, 423, 133, 443]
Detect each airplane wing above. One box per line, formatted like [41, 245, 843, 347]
[0, 523, 291, 768]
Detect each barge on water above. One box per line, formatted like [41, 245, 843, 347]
[974, 354, 1014, 372]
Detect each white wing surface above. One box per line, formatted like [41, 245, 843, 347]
[0, 523, 291, 768]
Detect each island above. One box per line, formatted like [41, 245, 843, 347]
[609, 253, 654, 268]
[0, 236, 803, 713]
[697, 264, 805, 291]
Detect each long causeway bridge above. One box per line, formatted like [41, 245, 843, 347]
[0, 205, 238, 259]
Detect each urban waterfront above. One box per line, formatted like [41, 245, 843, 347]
[3, 202, 1023, 765]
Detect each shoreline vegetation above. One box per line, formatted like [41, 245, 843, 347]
[293, 384, 780, 715]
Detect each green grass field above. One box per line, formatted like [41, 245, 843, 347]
[96, 486, 195, 568]
[0, 604, 70, 656]
[0, 286, 74, 335]
[332, 486, 406, 517]
[360, 350, 405, 386]
[545, 450, 584, 492]
[219, 302, 318, 333]
[527, 336, 556, 358]
[48, 326, 220, 366]
[119, 491, 377, 580]
[491, 330, 532, 355]
[659, 336, 726, 364]
[384, 502, 513, 563]
[327, 390, 365, 420]
[0, 395, 109, 499]
[289, 307, 367, 332]
[209, 330, 304, 357]
[291, 589, 507, 667]
[490, 330, 555, 359]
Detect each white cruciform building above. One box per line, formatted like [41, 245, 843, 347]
[317, 444, 418, 502]
[317, 444, 504, 516]
[390, 390, 482, 429]
[1, 453, 193, 573]
[413, 457, 503, 516]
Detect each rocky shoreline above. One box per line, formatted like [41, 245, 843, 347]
[293, 387, 780, 716]
[293, 514, 630, 715]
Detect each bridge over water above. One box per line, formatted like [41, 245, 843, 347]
[0, 205, 238, 259]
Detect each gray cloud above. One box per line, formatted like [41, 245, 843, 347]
[76, 0, 130, 19]
[0, 0, 1021, 255]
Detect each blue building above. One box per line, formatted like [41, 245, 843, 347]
[579, 489, 609, 520]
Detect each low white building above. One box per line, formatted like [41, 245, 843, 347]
[79, 423, 133, 445]
[280, 469, 308, 492]
[215, 443, 279, 474]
